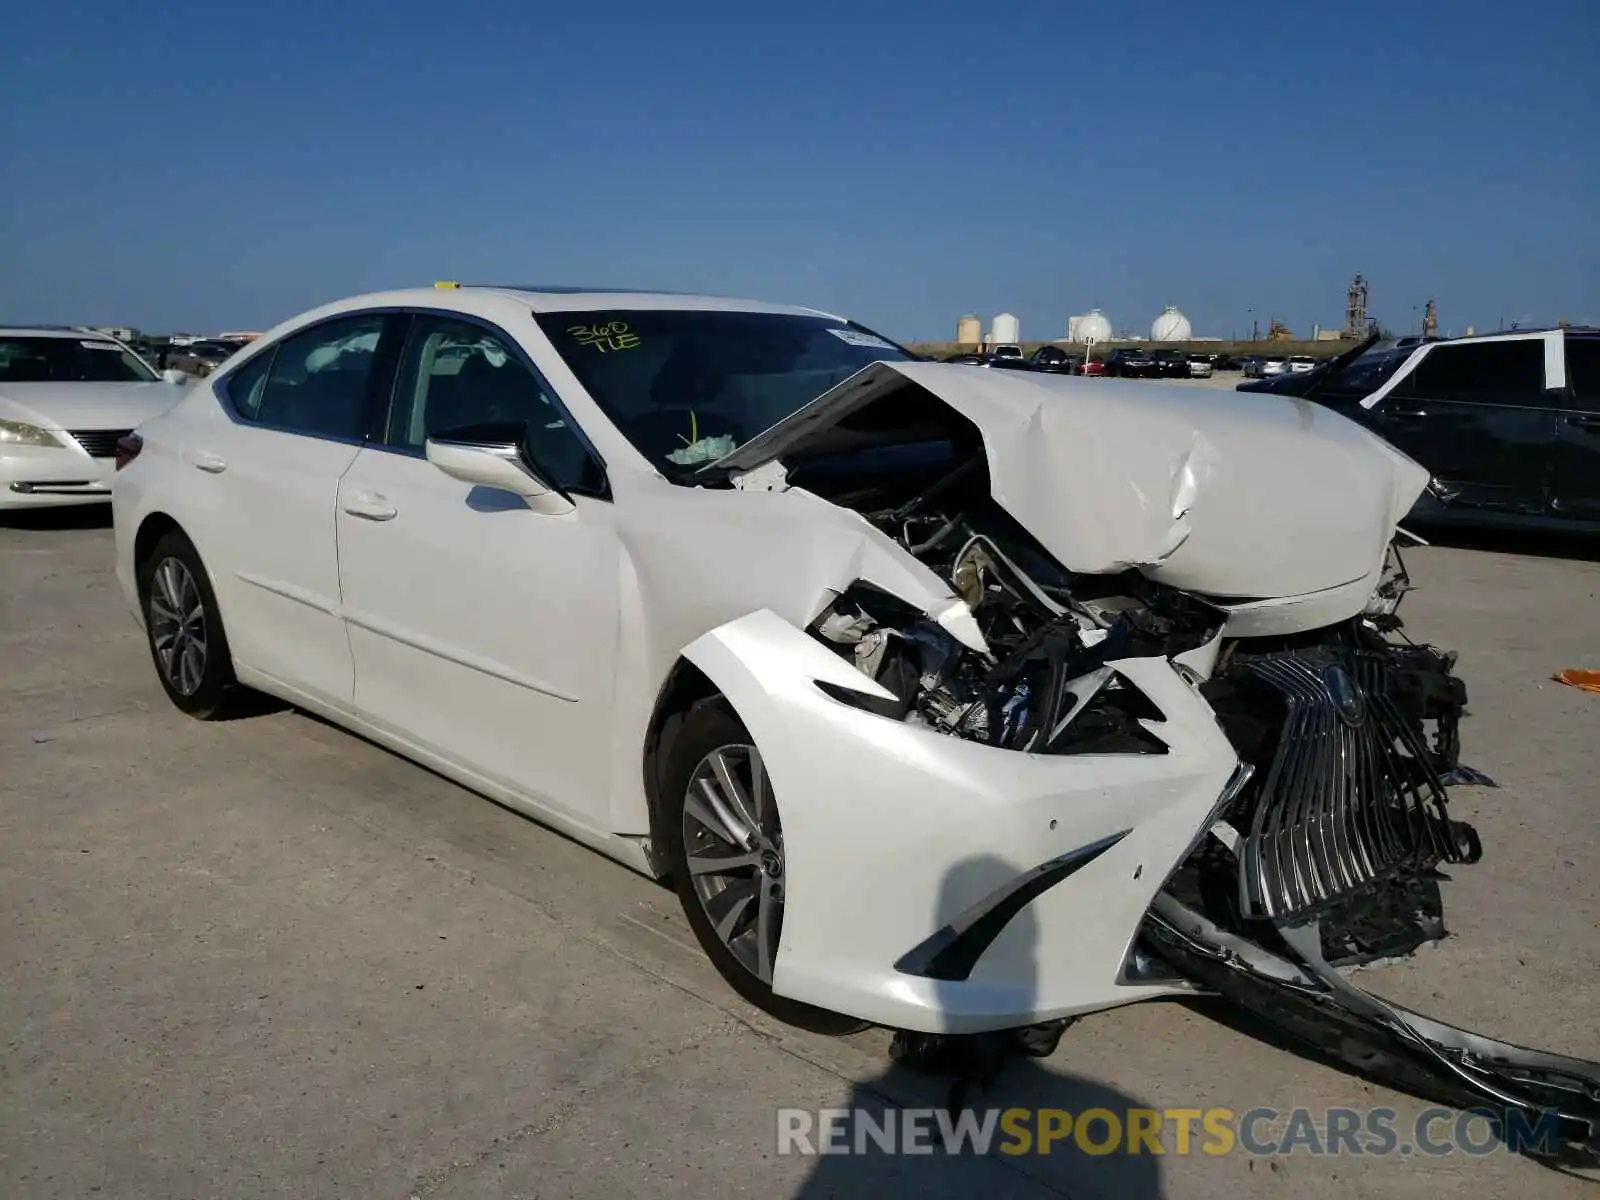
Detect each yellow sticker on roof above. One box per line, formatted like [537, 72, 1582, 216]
[434, 281, 460, 289]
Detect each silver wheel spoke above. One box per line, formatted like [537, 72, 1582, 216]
[685, 786, 742, 848]
[179, 640, 204, 694]
[683, 741, 785, 988]
[709, 750, 760, 846]
[755, 880, 777, 983]
[687, 849, 762, 876]
[157, 560, 182, 613]
[709, 884, 755, 942]
[748, 746, 768, 830]
[697, 775, 754, 849]
[148, 557, 207, 696]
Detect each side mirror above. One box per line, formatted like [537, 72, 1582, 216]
[425, 428, 576, 516]
[161, 368, 189, 385]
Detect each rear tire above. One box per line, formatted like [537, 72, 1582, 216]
[137, 530, 240, 719]
[662, 698, 867, 1035]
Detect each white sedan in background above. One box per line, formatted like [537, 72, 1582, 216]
[104, 285, 1600, 1146]
[0, 327, 189, 510]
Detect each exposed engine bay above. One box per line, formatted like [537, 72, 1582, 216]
[794, 447, 1600, 1152]
[804, 445, 1483, 948]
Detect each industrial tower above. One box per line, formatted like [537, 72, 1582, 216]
[1346, 275, 1369, 339]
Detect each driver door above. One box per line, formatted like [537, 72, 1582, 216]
[334, 313, 621, 828]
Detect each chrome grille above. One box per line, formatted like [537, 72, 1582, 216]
[1236, 649, 1467, 922]
[68, 429, 132, 458]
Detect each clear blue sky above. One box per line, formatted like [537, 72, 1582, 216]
[3, 0, 1595, 340]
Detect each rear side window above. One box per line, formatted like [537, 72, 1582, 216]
[1564, 338, 1600, 405]
[226, 350, 274, 419]
[1400, 340, 1545, 404]
[233, 315, 387, 440]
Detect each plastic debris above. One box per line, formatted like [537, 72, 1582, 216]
[1554, 669, 1600, 694]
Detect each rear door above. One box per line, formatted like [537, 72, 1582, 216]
[1552, 334, 1600, 519]
[184, 312, 402, 708]
[1367, 336, 1557, 515]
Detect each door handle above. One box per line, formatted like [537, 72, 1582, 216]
[1565, 414, 1600, 429]
[185, 449, 227, 473]
[342, 490, 397, 521]
[1389, 406, 1430, 419]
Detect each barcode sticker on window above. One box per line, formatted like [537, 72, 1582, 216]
[826, 329, 896, 350]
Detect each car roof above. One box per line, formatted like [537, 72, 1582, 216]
[0, 326, 122, 339]
[386, 284, 847, 322]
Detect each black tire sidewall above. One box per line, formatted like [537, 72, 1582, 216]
[138, 531, 235, 717]
[661, 698, 866, 1036]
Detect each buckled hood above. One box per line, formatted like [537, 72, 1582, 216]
[711, 361, 1428, 599]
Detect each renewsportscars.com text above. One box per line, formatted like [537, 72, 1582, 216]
[775, 1105, 1566, 1158]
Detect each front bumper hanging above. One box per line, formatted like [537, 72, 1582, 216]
[1144, 893, 1600, 1157]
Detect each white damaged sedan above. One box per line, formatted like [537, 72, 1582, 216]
[0, 327, 190, 509]
[110, 286, 1600, 1143]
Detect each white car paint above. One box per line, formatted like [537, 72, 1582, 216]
[0, 329, 188, 509]
[714, 360, 1427, 600]
[112, 286, 1429, 1033]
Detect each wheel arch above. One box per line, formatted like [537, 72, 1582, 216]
[132, 510, 186, 578]
[640, 656, 721, 874]
[131, 511, 231, 642]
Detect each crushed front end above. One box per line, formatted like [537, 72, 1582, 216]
[787, 445, 1598, 1152]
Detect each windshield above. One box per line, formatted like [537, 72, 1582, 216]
[1320, 349, 1414, 400]
[0, 336, 156, 383]
[534, 309, 913, 477]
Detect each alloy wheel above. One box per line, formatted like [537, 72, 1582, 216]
[681, 743, 783, 984]
[149, 557, 208, 696]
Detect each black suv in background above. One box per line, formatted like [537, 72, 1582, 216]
[1030, 345, 1084, 374]
[1262, 329, 1600, 532]
[1104, 347, 1158, 377]
[1148, 349, 1190, 378]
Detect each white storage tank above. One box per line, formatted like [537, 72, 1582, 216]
[1071, 309, 1112, 343]
[956, 314, 982, 346]
[1151, 305, 1192, 342]
[989, 312, 1020, 345]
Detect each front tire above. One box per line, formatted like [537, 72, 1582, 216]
[137, 530, 239, 719]
[662, 698, 866, 1035]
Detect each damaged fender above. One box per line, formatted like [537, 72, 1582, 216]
[680, 608, 1241, 1033]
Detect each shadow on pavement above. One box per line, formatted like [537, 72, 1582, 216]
[790, 855, 1165, 1199]
[0, 505, 113, 532]
[1409, 521, 1600, 562]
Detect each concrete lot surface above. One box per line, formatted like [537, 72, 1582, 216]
[2, 510, 1596, 1199]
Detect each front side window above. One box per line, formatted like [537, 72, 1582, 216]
[243, 315, 387, 439]
[1321, 349, 1412, 401]
[1399, 339, 1544, 404]
[533, 309, 912, 478]
[0, 336, 156, 383]
[387, 316, 604, 494]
